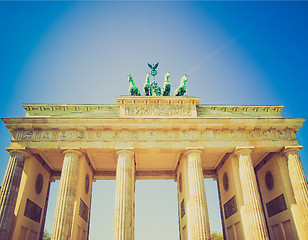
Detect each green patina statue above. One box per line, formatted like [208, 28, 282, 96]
[143, 73, 153, 96]
[128, 74, 141, 96]
[151, 81, 161, 96]
[147, 62, 159, 77]
[173, 74, 188, 96]
[128, 63, 188, 96]
[162, 72, 171, 96]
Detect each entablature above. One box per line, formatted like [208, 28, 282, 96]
[2, 117, 303, 132]
[22, 96, 284, 118]
[3, 118, 304, 152]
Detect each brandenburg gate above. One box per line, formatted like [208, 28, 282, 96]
[0, 96, 307, 240]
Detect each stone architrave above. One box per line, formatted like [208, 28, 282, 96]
[0, 150, 27, 239]
[113, 149, 135, 240]
[235, 147, 269, 240]
[186, 149, 211, 240]
[51, 150, 81, 240]
[283, 146, 308, 237]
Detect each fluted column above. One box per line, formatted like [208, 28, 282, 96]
[51, 150, 81, 240]
[235, 147, 269, 240]
[186, 149, 211, 240]
[113, 149, 135, 240]
[283, 146, 308, 236]
[0, 150, 26, 239]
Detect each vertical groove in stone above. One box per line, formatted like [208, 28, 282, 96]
[186, 150, 211, 240]
[39, 178, 52, 240]
[51, 150, 80, 240]
[131, 158, 135, 240]
[237, 149, 269, 240]
[113, 150, 135, 240]
[0, 150, 26, 239]
[284, 149, 308, 236]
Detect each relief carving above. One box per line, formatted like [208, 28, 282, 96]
[130, 131, 139, 140]
[96, 132, 102, 139]
[230, 130, 242, 139]
[247, 130, 255, 139]
[261, 130, 271, 139]
[77, 131, 85, 140]
[59, 131, 67, 140]
[41, 131, 52, 140]
[22, 131, 33, 140]
[16, 128, 296, 143]
[278, 130, 287, 139]
[124, 104, 193, 117]
[214, 130, 224, 139]
[58, 131, 71, 141]
[146, 131, 156, 140]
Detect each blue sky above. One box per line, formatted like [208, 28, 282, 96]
[0, 1, 308, 239]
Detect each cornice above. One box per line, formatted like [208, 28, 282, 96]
[22, 98, 284, 119]
[2, 117, 305, 132]
[23, 104, 117, 112]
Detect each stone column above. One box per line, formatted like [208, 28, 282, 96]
[235, 147, 269, 240]
[113, 149, 135, 240]
[186, 149, 211, 240]
[283, 146, 308, 236]
[51, 150, 81, 240]
[0, 150, 26, 239]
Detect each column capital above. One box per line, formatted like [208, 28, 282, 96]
[115, 148, 134, 157]
[62, 149, 82, 157]
[234, 146, 254, 156]
[7, 148, 28, 157]
[282, 146, 302, 156]
[184, 147, 204, 156]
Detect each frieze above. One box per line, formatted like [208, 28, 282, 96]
[15, 128, 297, 142]
[123, 104, 194, 117]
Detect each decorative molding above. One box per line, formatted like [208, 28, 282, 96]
[198, 105, 283, 113]
[14, 128, 297, 142]
[116, 96, 199, 118]
[123, 104, 195, 117]
[282, 145, 303, 155]
[23, 104, 117, 113]
[22, 101, 284, 118]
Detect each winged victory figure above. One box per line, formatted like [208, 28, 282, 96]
[147, 62, 159, 77]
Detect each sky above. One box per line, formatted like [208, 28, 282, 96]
[0, 1, 308, 239]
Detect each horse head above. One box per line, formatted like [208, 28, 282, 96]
[128, 74, 134, 84]
[146, 73, 150, 83]
[164, 72, 170, 83]
[181, 74, 188, 85]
